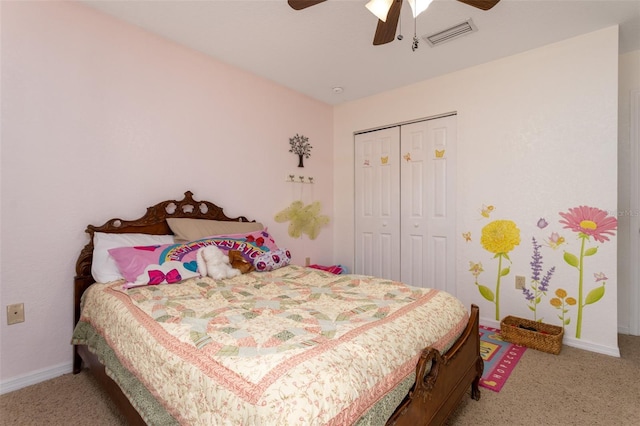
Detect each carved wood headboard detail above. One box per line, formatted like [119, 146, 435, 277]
[73, 191, 254, 325]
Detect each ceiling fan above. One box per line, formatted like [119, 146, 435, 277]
[288, 0, 500, 46]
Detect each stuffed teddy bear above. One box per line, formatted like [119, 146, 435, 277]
[196, 246, 241, 280]
[228, 250, 255, 274]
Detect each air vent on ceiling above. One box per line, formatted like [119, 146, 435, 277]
[423, 18, 478, 47]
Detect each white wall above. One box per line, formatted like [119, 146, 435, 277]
[617, 49, 640, 335]
[333, 27, 620, 355]
[0, 1, 333, 389]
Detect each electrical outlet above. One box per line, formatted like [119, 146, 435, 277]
[7, 303, 25, 325]
[305, 257, 311, 266]
[515, 276, 526, 290]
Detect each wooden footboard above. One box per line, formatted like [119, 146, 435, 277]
[387, 304, 483, 426]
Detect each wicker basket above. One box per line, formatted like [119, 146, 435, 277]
[500, 316, 564, 355]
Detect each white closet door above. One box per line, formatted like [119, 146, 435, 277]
[354, 127, 401, 280]
[400, 116, 457, 292]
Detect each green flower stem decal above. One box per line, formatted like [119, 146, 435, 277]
[559, 206, 617, 338]
[478, 220, 521, 321]
[495, 253, 506, 320]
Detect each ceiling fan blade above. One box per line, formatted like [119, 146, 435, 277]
[373, 0, 403, 45]
[288, 0, 327, 10]
[456, 0, 500, 11]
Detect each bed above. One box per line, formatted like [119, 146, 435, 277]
[72, 191, 482, 425]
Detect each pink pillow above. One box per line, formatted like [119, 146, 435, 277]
[108, 230, 280, 288]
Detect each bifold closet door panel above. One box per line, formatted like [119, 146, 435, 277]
[354, 127, 401, 280]
[354, 115, 457, 292]
[400, 121, 428, 288]
[400, 116, 457, 291]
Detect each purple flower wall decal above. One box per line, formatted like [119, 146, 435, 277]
[523, 237, 555, 321]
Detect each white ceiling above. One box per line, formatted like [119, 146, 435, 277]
[83, 0, 640, 105]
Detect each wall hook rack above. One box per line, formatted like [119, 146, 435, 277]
[286, 175, 315, 184]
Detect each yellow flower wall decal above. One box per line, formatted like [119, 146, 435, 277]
[550, 288, 577, 329]
[274, 201, 330, 240]
[481, 220, 521, 254]
[478, 219, 521, 320]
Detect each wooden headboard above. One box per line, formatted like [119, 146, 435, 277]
[73, 191, 253, 326]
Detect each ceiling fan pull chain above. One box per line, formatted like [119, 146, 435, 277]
[397, 10, 403, 40]
[412, 13, 419, 51]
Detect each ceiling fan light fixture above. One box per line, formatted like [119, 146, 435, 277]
[408, 0, 434, 18]
[366, 0, 394, 22]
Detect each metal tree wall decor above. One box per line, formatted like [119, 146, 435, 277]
[289, 134, 312, 167]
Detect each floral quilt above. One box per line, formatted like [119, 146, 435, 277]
[73, 265, 468, 425]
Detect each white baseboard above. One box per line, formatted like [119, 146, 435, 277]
[562, 336, 620, 357]
[618, 324, 630, 335]
[480, 317, 621, 358]
[479, 318, 502, 330]
[0, 362, 73, 395]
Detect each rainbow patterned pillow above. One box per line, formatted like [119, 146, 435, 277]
[108, 229, 280, 288]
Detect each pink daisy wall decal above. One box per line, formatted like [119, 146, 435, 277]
[559, 205, 617, 243]
[558, 206, 617, 338]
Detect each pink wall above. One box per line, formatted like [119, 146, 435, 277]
[0, 1, 333, 387]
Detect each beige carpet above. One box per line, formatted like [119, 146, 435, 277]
[1, 335, 639, 425]
[447, 334, 640, 425]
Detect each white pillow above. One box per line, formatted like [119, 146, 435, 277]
[91, 232, 175, 283]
